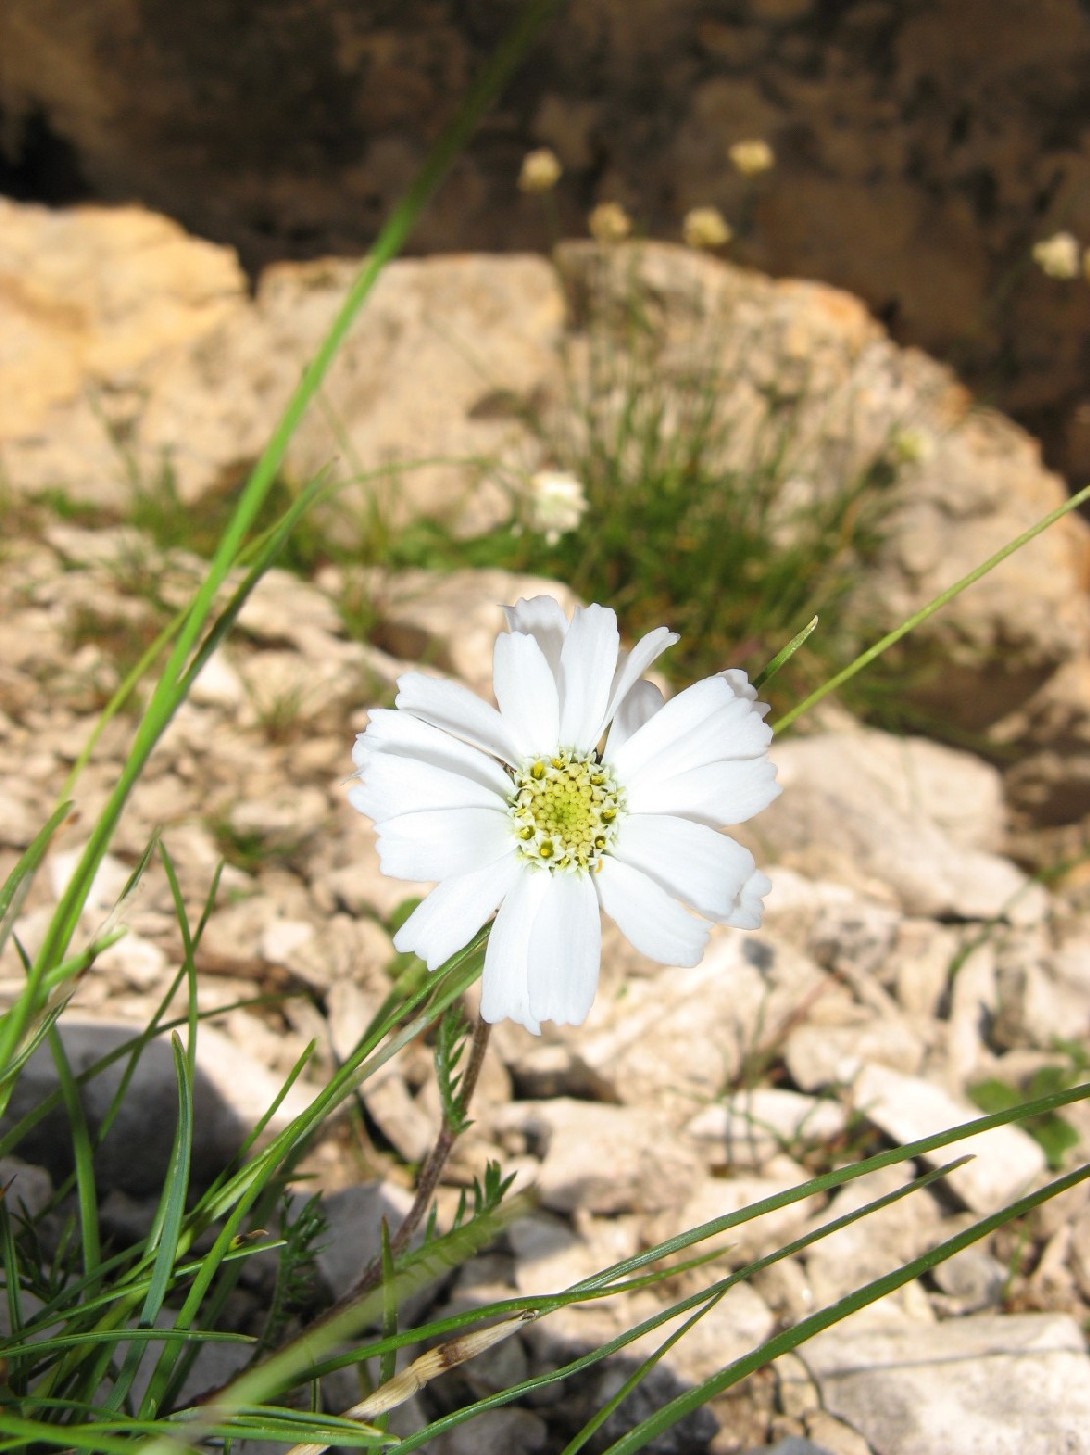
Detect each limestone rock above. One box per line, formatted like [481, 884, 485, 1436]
[4, 0, 1090, 484]
[489, 1099, 702, 1216]
[361, 570, 581, 700]
[138, 253, 563, 535]
[687, 1090, 847, 1172]
[854, 1063, 1046, 1214]
[499, 936, 773, 1117]
[0, 199, 244, 439]
[794, 1314, 1090, 1455]
[758, 731, 1046, 922]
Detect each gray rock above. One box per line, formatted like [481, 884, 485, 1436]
[646, 1157, 821, 1261]
[759, 734, 1045, 922]
[929, 1247, 1007, 1315]
[801, 1163, 944, 1316]
[854, 1063, 1046, 1214]
[797, 1314, 1090, 1455]
[741, 1441, 840, 1455]
[489, 1100, 702, 1217]
[0, 1156, 52, 1219]
[687, 1091, 847, 1171]
[427, 1408, 549, 1455]
[507, 937, 772, 1116]
[1, 1019, 313, 1195]
[786, 1014, 925, 1092]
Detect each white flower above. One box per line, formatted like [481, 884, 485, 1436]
[588, 202, 632, 243]
[349, 598, 780, 1033]
[728, 139, 776, 176]
[524, 469, 587, 543]
[1032, 231, 1080, 280]
[682, 206, 733, 251]
[518, 147, 563, 193]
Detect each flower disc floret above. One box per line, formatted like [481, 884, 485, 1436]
[509, 751, 623, 871]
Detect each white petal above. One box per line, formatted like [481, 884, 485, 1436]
[603, 625, 678, 728]
[527, 871, 602, 1026]
[613, 814, 757, 919]
[492, 631, 560, 759]
[480, 869, 549, 1033]
[718, 668, 759, 705]
[393, 853, 520, 970]
[595, 856, 709, 966]
[558, 604, 620, 750]
[359, 710, 514, 797]
[395, 673, 520, 765]
[627, 758, 782, 826]
[349, 752, 508, 824]
[613, 676, 771, 783]
[503, 595, 570, 681]
[375, 806, 513, 881]
[603, 679, 665, 759]
[718, 867, 772, 929]
[718, 669, 772, 721]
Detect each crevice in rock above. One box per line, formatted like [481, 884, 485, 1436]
[0, 105, 94, 205]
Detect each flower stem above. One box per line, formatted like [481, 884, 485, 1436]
[345, 1018, 493, 1306]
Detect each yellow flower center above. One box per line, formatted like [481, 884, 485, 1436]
[508, 751, 624, 872]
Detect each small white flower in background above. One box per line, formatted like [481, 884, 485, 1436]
[682, 205, 733, 251]
[588, 201, 632, 243]
[888, 427, 935, 465]
[729, 139, 776, 176]
[349, 598, 780, 1033]
[518, 147, 562, 194]
[524, 469, 587, 544]
[1032, 231, 1080, 280]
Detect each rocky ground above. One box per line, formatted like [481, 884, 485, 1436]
[3, 519, 1090, 1454]
[3, 198, 1090, 1452]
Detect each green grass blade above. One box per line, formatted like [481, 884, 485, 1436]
[753, 615, 819, 690]
[106, 1034, 193, 1417]
[46, 1025, 100, 1283]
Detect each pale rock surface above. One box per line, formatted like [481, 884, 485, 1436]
[854, 1064, 1046, 1214]
[0, 197, 245, 439]
[360, 570, 581, 699]
[687, 1090, 847, 1171]
[4, 200, 1090, 822]
[136, 253, 563, 534]
[759, 732, 1044, 921]
[785, 730, 1007, 854]
[625, 1278, 775, 1382]
[786, 1013, 925, 1091]
[489, 1099, 702, 1216]
[794, 1314, 1090, 1455]
[944, 940, 998, 1087]
[645, 1156, 822, 1261]
[929, 1247, 1007, 1315]
[501, 936, 772, 1114]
